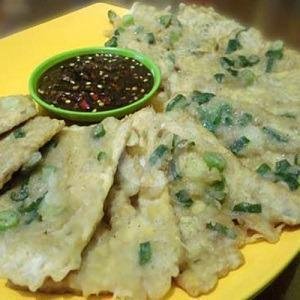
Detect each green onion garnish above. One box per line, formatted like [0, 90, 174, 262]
[191, 91, 215, 105]
[214, 73, 225, 83]
[149, 145, 169, 166]
[165, 94, 188, 112]
[175, 189, 193, 208]
[238, 113, 253, 127]
[105, 36, 118, 47]
[265, 40, 284, 72]
[13, 128, 26, 139]
[262, 127, 289, 143]
[233, 202, 262, 213]
[229, 136, 250, 155]
[206, 222, 237, 239]
[97, 151, 106, 161]
[256, 163, 272, 177]
[203, 152, 226, 171]
[146, 32, 156, 44]
[10, 184, 29, 202]
[0, 210, 19, 231]
[122, 14, 134, 27]
[93, 124, 106, 138]
[107, 10, 117, 23]
[139, 241, 152, 265]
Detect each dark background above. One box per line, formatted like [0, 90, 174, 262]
[0, 1, 299, 299]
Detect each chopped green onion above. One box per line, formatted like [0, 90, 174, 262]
[199, 103, 233, 133]
[275, 159, 291, 174]
[13, 128, 26, 139]
[203, 152, 226, 171]
[93, 124, 106, 138]
[105, 36, 118, 47]
[171, 134, 195, 152]
[149, 144, 169, 166]
[262, 127, 289, 143]
[191, 91, 215, 105]
[219, 103, 233, 126]
[175, 189, 193, 208]
[220, 57, 235, 68]
[206, 222, 237, 239]
[146, 32, 156, 44]
[97, 151, 106, 161]
[0, 210, 19, 231]
[167, 52, 176, 64]
[220, 57, 238, 76]
[206, 179, 227, 204]
[295, 154, 300, 166]
[169, 31, 182, 45]
[229, 136, 250, 155]
[226, 38, 242, 54]
[214, 73, 225, 83]
[276, 172, 299, 191]
[233, 202, 262, 213]
[256, 163, 272, 177]
[238, 113, 253, 127]
[122, 14, 134, 27]
[265, 40, 284, 72]
[139, 241, 152, 265]
[114, 27, 125, 36]
[247, 54, 260, 65]
[236, 55, 260, 68]
[165, 94, 188, 112]
[169, 159, 181, 180]
[159, 14, 172, 28]
[275, 159, 299, 191]
[107, 10, 117, 23]
[18, 193, 46, 214]
[239, 69, 256, 86]
[10, 184, 29, 202]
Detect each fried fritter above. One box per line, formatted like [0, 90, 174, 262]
[0, 95, 37, 135]
[0, 117, 131, 291]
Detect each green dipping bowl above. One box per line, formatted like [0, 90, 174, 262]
[29, 47, 161, 122]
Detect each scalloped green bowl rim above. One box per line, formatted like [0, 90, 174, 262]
[29, 47, 161, 122]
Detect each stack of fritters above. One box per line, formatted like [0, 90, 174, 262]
[0, 2, 299, 299]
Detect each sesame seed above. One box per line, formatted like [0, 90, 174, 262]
[97, 84, 103, 88]
[92, 108, 97, 112]
[141, 88, 145, 93]
[70, 80, 75, 84]
[99, 71, 103, 76]
[143, 78, 148, 82]
[65, 99, 71, 104]
[38, 89, 44, 94]
[132, 87, 137, 91]
[130, 65, 135, 69]
[134, 96, 138, 100]
[86, 81, 92, 85]
[69, 63, 75, 67]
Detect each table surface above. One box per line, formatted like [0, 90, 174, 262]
[0, 1, 299, 299]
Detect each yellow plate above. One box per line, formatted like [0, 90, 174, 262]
[0, 3, 299, 299]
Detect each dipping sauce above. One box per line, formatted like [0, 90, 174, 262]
[37, 53, 154, 112]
